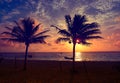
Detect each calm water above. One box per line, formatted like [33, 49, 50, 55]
[0, 52, 120, 61]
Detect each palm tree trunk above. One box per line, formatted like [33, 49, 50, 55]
[23, 44, 29, 71]
[72, 43, 76, 72]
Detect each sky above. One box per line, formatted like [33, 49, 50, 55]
[0, 0, 120, 52]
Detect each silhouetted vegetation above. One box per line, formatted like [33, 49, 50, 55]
[51, 14, 102, 72]
[1, 17, 50, 70]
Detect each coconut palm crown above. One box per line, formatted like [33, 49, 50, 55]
[51, 14, 102, 72]
[1, 17, 50, 70]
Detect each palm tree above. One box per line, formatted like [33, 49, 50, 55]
[1, 17, 50, 70]
[51, 14, 102, 72]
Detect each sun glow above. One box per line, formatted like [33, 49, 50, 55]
[76, 39, 80, 44]
[66, 43, 87, 52]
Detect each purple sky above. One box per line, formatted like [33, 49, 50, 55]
[0, 0, 120, 52]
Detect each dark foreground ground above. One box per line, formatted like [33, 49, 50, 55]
[0, 60, 120, 83]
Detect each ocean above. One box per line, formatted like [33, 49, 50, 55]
[0, 52, 120, 61]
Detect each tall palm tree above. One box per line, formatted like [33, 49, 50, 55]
[51, 14, 102, 72]
[1, 17, 50, 70]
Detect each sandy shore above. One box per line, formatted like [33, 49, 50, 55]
[0, 59, 120, 83]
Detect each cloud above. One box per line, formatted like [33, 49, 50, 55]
[2, 9, 20, 20]
[80, 0, 120, 25]
[106, 30, 120, 40]
[113, 29, 120, 35]
[114, 40, 120, 47]
[0, 40, 25, 52]
[0, 0, 120, 52]
[0, 40, 10, 47]
[107, 26, 116, 30]
[114, 16, 120, 22]
[91, 0, 115, 12]
[52, 0, 66, 9]
[0, 22, 15, 33]
[105, 28, 120, 48]
[47, 43, 52, 46]
[9, 10, 20, 15]
[0, 34, 24, 48]
[83, 0, 115, 16]
[111, 0, 120, 13]
[1, 0, 120, 26]
[84, 6, 102, 15]
[0, 0, 38, 22]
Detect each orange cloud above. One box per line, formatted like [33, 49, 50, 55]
[114, 41, 120, 48]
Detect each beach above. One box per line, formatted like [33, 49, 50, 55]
[0, 60, 120, 83]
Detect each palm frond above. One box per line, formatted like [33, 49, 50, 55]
[86, 36, 103, 40]
[21, 17, 34, 37]
[65, 15, 72, 25]
[72, 15, 87, 33]
[1, 32, 22, 38]
[1, 31, 25, 43]
[51, 25, 61, 30]
[56, 37, 70, 43]
[58, 29, 71, 37]
[1, 38, 24, 43]
[14, 21, 24, 34]
[82, 29, 101, 36]
[73, 15, 87, 26]
[30, 35, 50, 43]
[81, 40, 92, 45]
[51, 25, 71, 37]
[65, 15, 72, 32]
[4, 26, 24, 37]
[12, 26, 25, 38]
[52, 14, 102, 47]
[14, 20, 20, 26]
[80, 22, 99, 32]
[4, 27, 13, 31]
[35, 35, 50, 39]
[1, 17, 50, 46]
[32, 23, 41, 35]
[0, 38, 11, 40]
[33, 30, 50, 38]
[80, 15, 87, 23]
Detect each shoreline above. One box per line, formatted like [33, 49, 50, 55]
[1, 51, 120, 62]
[0, 60, 120, 83]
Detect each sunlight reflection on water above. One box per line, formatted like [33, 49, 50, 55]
[75, 52, 82, 61]
[1, 52, 120, 61]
